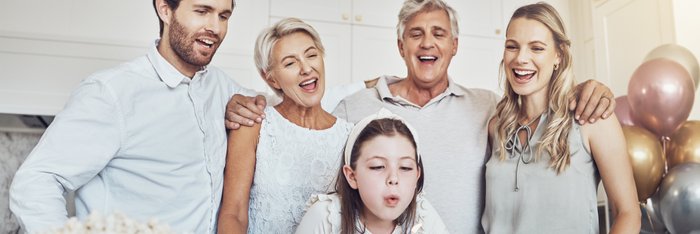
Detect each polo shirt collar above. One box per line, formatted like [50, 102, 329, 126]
[375, 75, 466, 107]
[147, 39, 209, 88]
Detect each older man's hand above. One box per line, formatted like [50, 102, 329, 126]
[569, 79, 616, 125]
[225, 94, 267, 130]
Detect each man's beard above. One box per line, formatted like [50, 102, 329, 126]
[169, 17, 217, 67]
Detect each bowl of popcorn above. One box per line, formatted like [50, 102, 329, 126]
[37, 212, 177, 234]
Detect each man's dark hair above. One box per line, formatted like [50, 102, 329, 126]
[153, 0, 236, 36]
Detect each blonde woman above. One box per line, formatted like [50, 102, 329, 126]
[217, 18, 353, 233]
[482, 3, 640, 233]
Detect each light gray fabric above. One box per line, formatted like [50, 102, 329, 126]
[333, 75, 499, 234]
[482, 115, 599, 234]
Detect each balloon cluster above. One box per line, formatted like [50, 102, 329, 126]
[614, 44, 700, 234]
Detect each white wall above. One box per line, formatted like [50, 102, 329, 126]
[673, 0, 700, 120]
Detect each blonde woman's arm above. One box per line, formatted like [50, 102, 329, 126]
[217, 124, 262, 234]
[583, 114, 641, 233]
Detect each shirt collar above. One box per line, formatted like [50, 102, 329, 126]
[375, 75, 466, 107]
[147, 39, 209, 88]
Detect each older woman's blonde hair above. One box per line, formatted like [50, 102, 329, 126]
[396, 0, 459, 41]
[494, 2, 576, 173]
[253, 17, 325, 96]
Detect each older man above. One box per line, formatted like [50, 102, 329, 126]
[227, 0, 615, 233]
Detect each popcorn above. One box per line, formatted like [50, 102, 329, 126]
[38, 212, 177, 234]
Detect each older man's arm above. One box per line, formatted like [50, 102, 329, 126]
[570, 79, 616, 124]
[225, 79, 375, 129]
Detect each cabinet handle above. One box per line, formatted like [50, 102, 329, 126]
[342, 13, 349, 21]
[355, 15, 363, 22]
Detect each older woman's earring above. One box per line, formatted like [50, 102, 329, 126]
[554, 64, 559, 71]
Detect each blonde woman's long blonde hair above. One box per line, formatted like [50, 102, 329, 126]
[494, 2, 576, 173]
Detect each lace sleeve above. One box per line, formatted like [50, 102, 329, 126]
[295, 194, 342, 234]
[415, 193, 450, 234]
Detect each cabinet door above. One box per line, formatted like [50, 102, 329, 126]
[448, 35, 503, 94]
[352, 0, 404, 28]
[213, 0, 269, 92]
[0, 0, 155, 115]
[445, 0, 503, 38]
[352, 26, 406, 82]
[270, 0, 352, 24]
[592, 0, 674, 96]
[0, 0, 267, 115]
[220, 0, 269, 53]
[501, 0, 571, 34]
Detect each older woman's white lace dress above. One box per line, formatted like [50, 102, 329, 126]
[247, 107, 353, 233]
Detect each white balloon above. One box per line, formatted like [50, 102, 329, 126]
[645, 44, 700, 89]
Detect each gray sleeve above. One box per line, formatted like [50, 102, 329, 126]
[321, 81, 365, 112]
[332, 99, 349, 121]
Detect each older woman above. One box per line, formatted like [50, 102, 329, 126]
[216, 18, 354, 233]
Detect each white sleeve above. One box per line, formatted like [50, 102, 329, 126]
[295, 195, 336, 234]
[9, 79, 122, 232]
[417, 195, 451, 233]
[321, 81, 365, 112]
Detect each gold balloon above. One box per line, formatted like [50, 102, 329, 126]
[622, 126, 665, 202]
[667, 121, 700, 169]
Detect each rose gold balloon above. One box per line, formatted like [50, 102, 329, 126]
[614, 95, 636, 126]
[628, 58, 695, 137]
[622, 126, 665, 202]
[667, 121, 700, 169]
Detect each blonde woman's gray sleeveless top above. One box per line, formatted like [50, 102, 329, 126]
[482, 115, 600, 234]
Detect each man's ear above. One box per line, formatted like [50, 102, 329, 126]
[155, 0, 173, 25]
[452, 36, 459, 56]
[343, 165, 358, 189]
[398, 39, 405, 58]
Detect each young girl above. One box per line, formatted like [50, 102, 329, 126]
[482, 3, 640, 234]
[296, 109, 448, 234]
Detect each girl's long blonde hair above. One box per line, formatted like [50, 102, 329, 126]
[494, 2, 576, 173]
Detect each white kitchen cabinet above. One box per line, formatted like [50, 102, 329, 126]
[449, 35, 503, 92]
[270, 0, 400, 28]
[212, 0, 270, 92]
[268, 0, 406, 87]
[568, 0, 597, 82]
[587, 0, 700, 119]
[351, 26, 407, 82]
[591, 0, 675, 96]
[270, 0, 352, 25]
[0, 0, 155, 115]
[447, 0, 504, 38]
[0, 0, 268, 115]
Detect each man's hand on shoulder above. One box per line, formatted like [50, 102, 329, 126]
[225, 94, 267, 130]
[569, 79, 616, 125]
